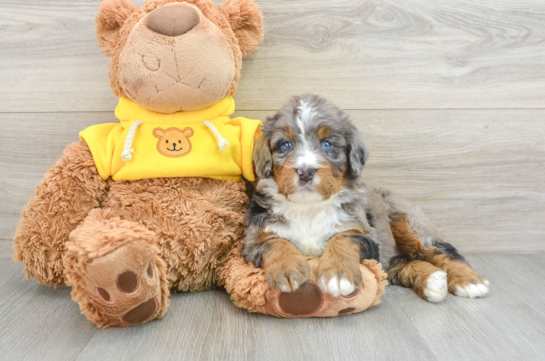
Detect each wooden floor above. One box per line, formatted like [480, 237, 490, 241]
[0, 254, 544, 360]
[1, 0, 545, 360]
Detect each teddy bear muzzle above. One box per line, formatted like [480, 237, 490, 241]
[146, 3, 200, 37]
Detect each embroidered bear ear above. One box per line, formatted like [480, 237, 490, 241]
[182, 128, 194, 138]
[95, 0, 138, 57]
[153, 128, 166, 138]
[218, 0, 264, 57]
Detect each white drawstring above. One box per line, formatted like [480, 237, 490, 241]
[121, 120, 143, 162]
[203, 120, 230, 152]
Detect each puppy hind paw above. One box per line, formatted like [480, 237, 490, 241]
[424, 270, 448, 303]
[454, 280, 489, 299]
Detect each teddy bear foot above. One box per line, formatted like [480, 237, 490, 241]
[274, 262, 382, 317]
[84, 241, 164, 326]
[224, 253, 388, 318]
[64, 209, 170, 328]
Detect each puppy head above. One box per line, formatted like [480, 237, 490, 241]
[254, 94, 368, 203]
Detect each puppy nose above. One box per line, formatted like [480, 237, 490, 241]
[297, 168, 317, 183]
[146, 4, 200, 37]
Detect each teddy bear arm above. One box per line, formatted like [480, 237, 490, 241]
[13, 141, 108, 286]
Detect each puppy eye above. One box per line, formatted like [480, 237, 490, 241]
[281, 141, 292, 152]
[322, 141, 332, 151]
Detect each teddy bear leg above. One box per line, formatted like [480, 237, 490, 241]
[63, 208, 170, 328]
[13, 141, 108, 287]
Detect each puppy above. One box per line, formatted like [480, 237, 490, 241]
[242, 94, 489, 302]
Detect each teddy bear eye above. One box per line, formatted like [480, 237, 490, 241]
[166, 140, 169, 143]
[142, 55, 161, 72]
[178, 140, 181, 144]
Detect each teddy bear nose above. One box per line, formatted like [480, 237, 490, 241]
[146, 4, 200, 37]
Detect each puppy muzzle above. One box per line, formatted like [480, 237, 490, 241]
[297, 167, 317, 183]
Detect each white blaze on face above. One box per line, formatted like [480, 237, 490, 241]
[294, 99, 321, 175]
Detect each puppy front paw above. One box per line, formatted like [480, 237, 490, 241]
[316, 257, 362, 297]
[318, 275, 359, 297]
[264, 255, 310, 293]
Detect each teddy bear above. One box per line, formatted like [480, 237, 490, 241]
[13, 0, 265, 328]
[13, 0, 387, 328]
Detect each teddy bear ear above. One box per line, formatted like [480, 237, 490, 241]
[218, 0, 264, 57]
[95, 0, 138, 57]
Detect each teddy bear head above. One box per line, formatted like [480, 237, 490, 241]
[95, 0, 264, 113]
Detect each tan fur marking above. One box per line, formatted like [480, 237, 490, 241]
[390, 215, 486, 296]
[317, 126, 331, 139]
[429, 254, 485, 295]
[255, 230, 273, 245]
[315, 163, 344, 200]
[262, 238, 310, 292]
[316, 231, 363, 289]
[390, 217, 434, 259]
[273, 158, 298, 196]
[284, 125, 294, 141]
[389, 260, 443, 300]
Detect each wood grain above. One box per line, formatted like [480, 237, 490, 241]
[1, 110, 543, 256]
[1, 0, 543, 358]
[1, 255, 544, 360]
[2, 0, 545, 112]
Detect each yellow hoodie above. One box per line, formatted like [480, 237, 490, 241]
[79, 97, 261, 182]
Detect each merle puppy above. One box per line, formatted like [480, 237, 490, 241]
[242, 94, 489, 302]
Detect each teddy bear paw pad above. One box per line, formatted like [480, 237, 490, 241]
[83, 241, 163, 326]
[123, 297, 158, 324]
[277, 282, 324, 316]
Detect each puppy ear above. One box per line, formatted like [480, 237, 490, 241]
[347, 130, 369, 179]
[219, 0, 264, 56]
[95, 0, 137, 57]
[253, 124, 273, 178]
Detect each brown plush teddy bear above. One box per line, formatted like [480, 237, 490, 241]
[14, 0, 265, 328]
[13, 0, 387, 328]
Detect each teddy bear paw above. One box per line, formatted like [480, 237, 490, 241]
[82, 241, 165, 327]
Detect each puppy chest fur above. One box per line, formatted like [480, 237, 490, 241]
[264, 191, 361, 257]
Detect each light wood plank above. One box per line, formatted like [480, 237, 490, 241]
[2, 0, 545, 112]
[391, 255, 545, 359]
[1, 110, 544, 256]
[74, 285, 435, 361]
[0, 261, 98, 360]
[1, 256, 545, 360]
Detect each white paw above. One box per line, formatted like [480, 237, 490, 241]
[455, 280, 489, 299]
[318, 276, 355, 297]
[424, 270, 448, 303]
